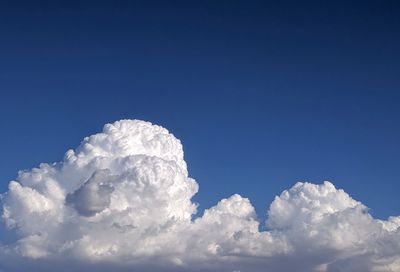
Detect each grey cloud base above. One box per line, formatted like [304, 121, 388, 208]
[1, 120, 399, 271]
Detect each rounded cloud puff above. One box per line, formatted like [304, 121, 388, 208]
[1, 119, 399, 272]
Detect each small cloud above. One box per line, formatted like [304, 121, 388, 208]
[66, 169, 115, 217]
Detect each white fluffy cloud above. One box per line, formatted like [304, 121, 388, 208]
[0, 120, 399, 271]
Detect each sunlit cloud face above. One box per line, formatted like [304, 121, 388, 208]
[1, 120, 399, 271]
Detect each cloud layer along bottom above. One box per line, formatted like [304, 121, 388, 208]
[1, 120, 399, 271]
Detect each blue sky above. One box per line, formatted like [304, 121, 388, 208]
[1, 0, 400, 224]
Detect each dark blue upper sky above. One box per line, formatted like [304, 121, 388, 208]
[1, 0, 399, 220]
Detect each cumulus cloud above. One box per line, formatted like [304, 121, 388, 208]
[0, 119, 399, 271]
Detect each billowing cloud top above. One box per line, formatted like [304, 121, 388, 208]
[0, 120, 399, 271]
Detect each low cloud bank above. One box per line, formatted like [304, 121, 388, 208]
[1, 120, 399, 271]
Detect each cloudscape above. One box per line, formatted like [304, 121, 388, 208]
[1, 120, 399, 272]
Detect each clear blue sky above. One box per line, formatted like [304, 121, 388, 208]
[0, 1, 399, 221]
